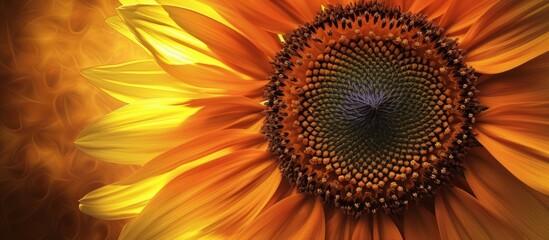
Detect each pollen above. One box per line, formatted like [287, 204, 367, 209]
[263, 1, 480, 216]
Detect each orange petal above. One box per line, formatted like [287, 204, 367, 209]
[438, 0, 499, 40]
[283, 0, 325, 23]
[372, 214, 403, 240]
[119, 129, 264, 184]
[404, 206, 440, 240]
[460, 0, 549, 74]
[182, 96, 264, 132]
[465, 148, 549, 239]
[387, 0, 450, 22]
[477, 53, 549, 107]
[260, 179, 297, 215]
[225, 0, 324, 33]
[326, 0, 353, 5]
[352, 215, 373, 240]
[119, 149, 281, 239]
[352, 214, 402, 240]
[195, 0, 281, 58]
[117, 5, 225, 66]
[416, 0, 450, 23]
[234, 194, 325, 240]
[163, 6, 271, 79]
[157, 0, 281, 58]
[79, 129, 262, 220]
[162, 63, 266, 97]
[325, 210, 356, 240]
[435, 187, 522, 239]
[475, 102, 549, 195]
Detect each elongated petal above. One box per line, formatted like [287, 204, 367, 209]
[465, 148, 549, 240]
[175, 96, 264, 138]
[234, 194, 325, 240]
[210, 1, 306, 33]
[387, 0, 450, 22]
[325, 210, 356, 240]
[475, 103, 549, 195]
[75, 98, 198, 165]
[105, 16, 148, 51]
[157, 0, 281, 57]
[352, 216, 373, 240]
[117, 5, 225, 66]
[163, 6, 271, 79]
[119, 129, 264, 184]
[79, 171, 171, 220]
[373, 214, 403, 240]
[119, 0, 156, 4]
[119, 150, 281, 239]
[460, 0, 549, 74]
[352, 214, 402, 240]
[81, 59, 206, 103]
[475, 53, 549, 195]
[436, 187, 522, 239]
[438, 0, 498, 40]
[404, 206, 440, 240]
[477, 53, 548, 106]
[162, 63, 266, 97]
[79, 129, 261, 220]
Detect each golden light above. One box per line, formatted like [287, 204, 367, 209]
[2, 0, 548, 239]
[1, 0, 146, 238]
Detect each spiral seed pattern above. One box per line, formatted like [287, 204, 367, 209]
[263, 1, 480, 215]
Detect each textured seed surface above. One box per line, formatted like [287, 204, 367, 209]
[263, 1, 480, 216]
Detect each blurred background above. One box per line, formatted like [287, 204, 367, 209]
[1, 0, 148, 238]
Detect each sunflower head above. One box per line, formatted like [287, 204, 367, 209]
[76, 0, 549, 238]
[263, 1, 481, 215]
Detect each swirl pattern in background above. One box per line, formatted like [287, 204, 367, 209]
[1, 0, 147, 238]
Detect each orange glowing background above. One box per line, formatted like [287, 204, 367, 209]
[1, 0, 148, 238]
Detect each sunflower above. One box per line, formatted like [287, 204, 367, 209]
[76, 0, 549, 239]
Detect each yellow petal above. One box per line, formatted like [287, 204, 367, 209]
[404, 206, 440, 240]
[117, 5, 225, 66]
[460, 0, 549, 74]
[465, 148, 549, 240]
[105, 16, 148, 52]
[79, 148, 229, 220]
[79, 171, 170, 220]
[119, 0, 157, 4]
[475, 102, 549, 195]
[156, 0, 282, 57]
[156, 0, 231, 27]
[81, 59, 206, 103]
[119, 150, 281, 239]
[233, 194, 325, 240]
[119, 129, 264, 184]
[435, 187, 522, 239]
[159, 0, 282, 57]
[75, 98, 198, 164]
[163, 6, 271, 79]
[79, 129, 260, 220]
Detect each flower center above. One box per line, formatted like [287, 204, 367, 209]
[263, 2, 480, 216]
